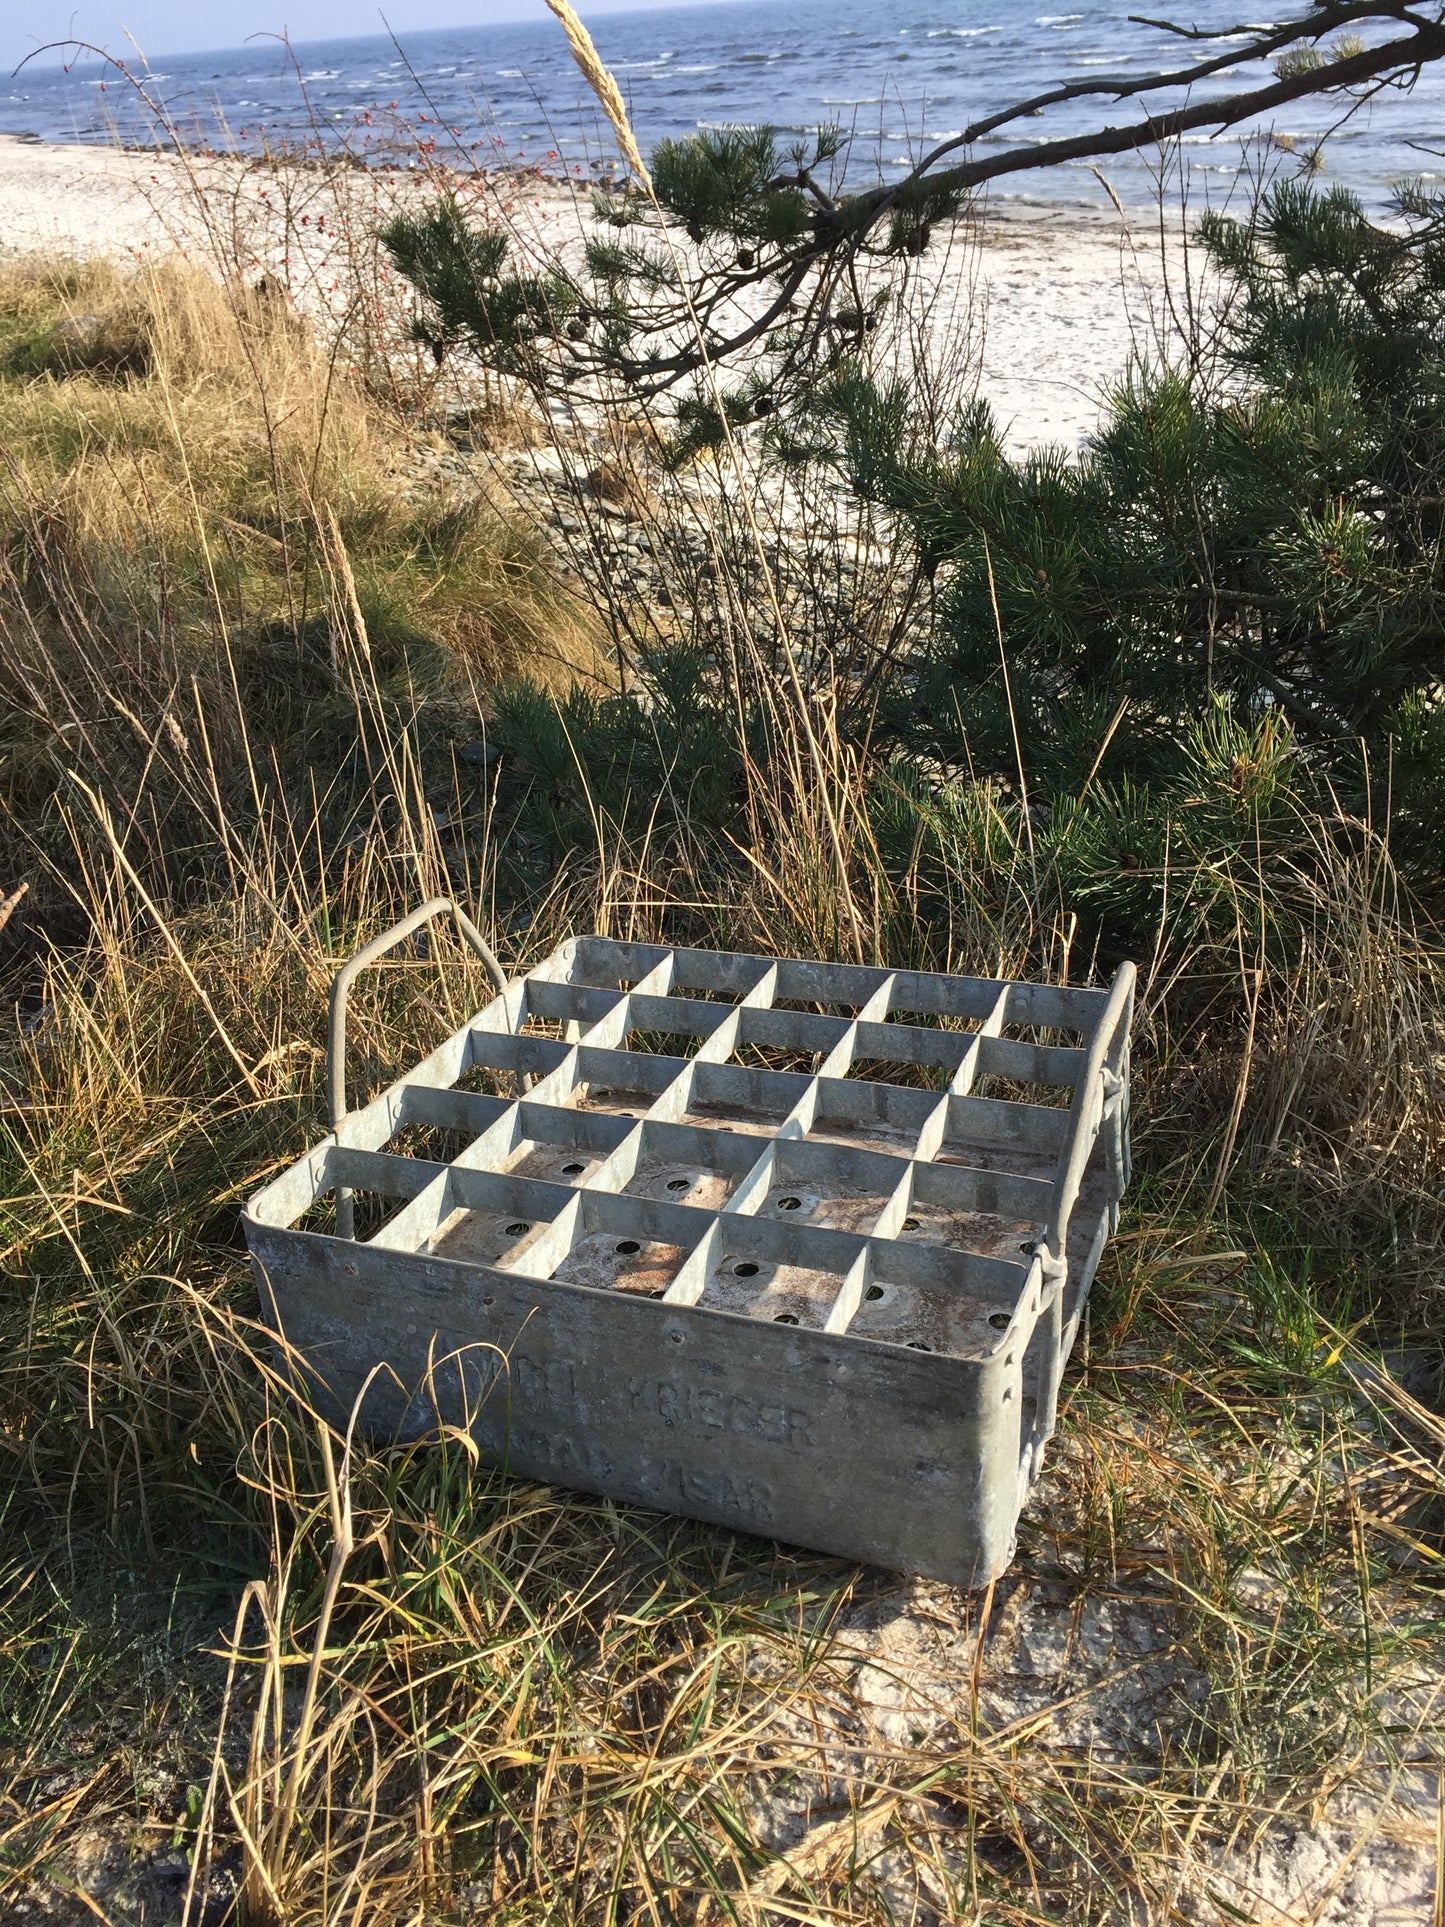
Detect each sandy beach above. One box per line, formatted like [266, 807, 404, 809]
[0, 131, 1186, 453]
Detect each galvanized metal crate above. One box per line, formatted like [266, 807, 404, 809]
[244, 902, 1135, 1588]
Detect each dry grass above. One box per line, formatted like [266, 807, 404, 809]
[0, 254, 606, 730]
[4, 884, 1442, 1925]
[1, 200, 1443, 1926]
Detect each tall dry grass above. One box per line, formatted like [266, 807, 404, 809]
[0, 251, 602, 728]
[0, 145, 1442, 1927]
[5, 887, 1442, 1924]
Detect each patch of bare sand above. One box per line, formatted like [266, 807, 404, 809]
[0, 133, 1194, 452]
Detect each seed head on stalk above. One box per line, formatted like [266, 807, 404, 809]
[543, 0, 653, 192]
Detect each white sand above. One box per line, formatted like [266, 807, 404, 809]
[966, 203, 1188, 449]
[0, 132, 1188, 451]
[0, 135, 168, 256]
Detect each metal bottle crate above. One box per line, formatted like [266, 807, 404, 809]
[244, 901, 1135, 1588]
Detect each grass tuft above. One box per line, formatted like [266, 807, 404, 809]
[0, 207, 1442, 1924]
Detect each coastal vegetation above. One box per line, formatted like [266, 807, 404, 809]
[2, 11, 1445, 1921]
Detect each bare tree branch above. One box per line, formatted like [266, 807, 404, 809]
[945, 0, 1418, 153]
[855, 12, 1445, 235]
[606, 5, 1445, 388]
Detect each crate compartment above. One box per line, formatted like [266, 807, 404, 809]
[245, 932, 1134, 1588]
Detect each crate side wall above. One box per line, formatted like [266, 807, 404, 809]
[245, 1222, 1024, 1587]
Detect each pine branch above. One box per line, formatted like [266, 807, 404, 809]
[387, 2, 1445, 396]
[602, 3, 1445, 384]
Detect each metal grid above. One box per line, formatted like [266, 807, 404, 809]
[245, 925, 1135, 1587]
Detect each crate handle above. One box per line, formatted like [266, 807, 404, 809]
[328, 898, 508, 1239]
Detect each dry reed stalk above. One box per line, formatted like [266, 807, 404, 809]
[542, 0, 867, 956]
[0, 881, 27, 937]
[67, 774, 264, 1099]
[543, 0, 653, 189]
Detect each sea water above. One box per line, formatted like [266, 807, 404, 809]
[4, 0, 1441, 212]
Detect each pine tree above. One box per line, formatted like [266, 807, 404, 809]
[383, 9, 1445, 935]
[824, 182, 1444, 824]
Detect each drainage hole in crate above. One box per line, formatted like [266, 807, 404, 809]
[774, 1313, 799, 1325]
[864, 1284, 885, 1302]
[1019, 1239, 1038, 1255]
[616, 1239, 642, 1256]
[562, 1161, 586, 1176]
[505, 1221, 531, 1237]
[902, 1216, 921, 1231]
[777, 1195, 802, 1211]
[666, 1176, 691, 1192]
[908, 1340, 934, 1352]
[734, 1261, 760, 1278]
[987, 1310, 1010, 1329]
